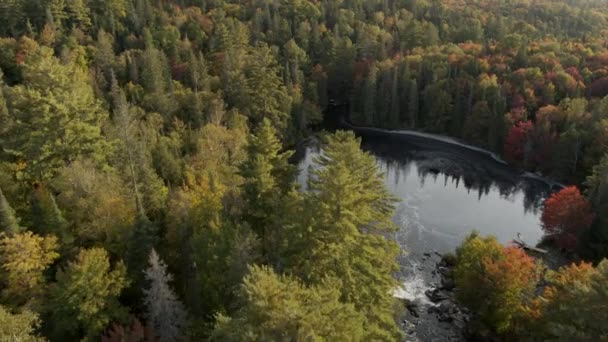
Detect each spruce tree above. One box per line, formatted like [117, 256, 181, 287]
[408, 79, 419, 128]
[143, 249, 188, 342]
[240, 118, 296, 266]
[0, 187, 22, 234]
[30, 187, 73, 248]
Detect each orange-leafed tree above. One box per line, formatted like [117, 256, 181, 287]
[541, 186, 595, 251]
[454, 233, 540, 335]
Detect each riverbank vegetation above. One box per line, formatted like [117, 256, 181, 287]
[452, 233, 608, 340]
[0, 0, 607, 340]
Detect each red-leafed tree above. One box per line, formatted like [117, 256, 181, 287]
[541, 186, 595, 251]
[102, 318, 154, 342]
[504, 120, 534, 165]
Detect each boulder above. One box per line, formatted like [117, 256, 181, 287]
[425, 288, 450, 303]
[441, 277, 455, 291]
[406, 302, 420, 318]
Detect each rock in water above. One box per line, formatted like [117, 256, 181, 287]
[406, 302, 420, 318]
[425, 288, 450, 303]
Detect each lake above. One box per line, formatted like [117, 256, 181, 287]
[296, 126, 555, 341]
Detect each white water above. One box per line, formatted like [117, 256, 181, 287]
[297, 135, 552, 340]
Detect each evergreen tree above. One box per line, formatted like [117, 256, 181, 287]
[211, 265, 365, 341]
[30, 186, 73, 248]
[290, 131, 401, 340]
[143, 249, 188, 342]
[2, 46, 109, 181]
[585, 154, 608, 259]
[0, 187, 22, 234]
[240, 118, 296, 266]
[408, 79, 419, 128]
[363, 64, 377, 125]
[243, 44, 292, 133]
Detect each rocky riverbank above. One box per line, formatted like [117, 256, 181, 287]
[399, 253, 471, 342]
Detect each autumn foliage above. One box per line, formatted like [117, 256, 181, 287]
[541, 186, 595, 251]
[504, 121, 534, 165]
[454, 233, 540, 334]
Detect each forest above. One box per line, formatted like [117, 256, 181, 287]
[0, 0, 607, 340]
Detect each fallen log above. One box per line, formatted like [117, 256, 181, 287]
[513, 238, 548, 254]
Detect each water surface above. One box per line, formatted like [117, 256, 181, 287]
[296, 131, 553, 341]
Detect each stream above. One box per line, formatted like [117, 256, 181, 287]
[295, 124, 556, 341]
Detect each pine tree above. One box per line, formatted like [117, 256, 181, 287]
[243, 44, 292, 133]
[363, 64, 377, 125]
[408, 79, 419, 128]
[30, 186, 73, 248]
[143, 249, 188, 342]
[289, 131, 401, 340]
[126, 213, 159, 301]
[109, 74, 168, 217]
[2, 46, 109, 181]
[585, 155, 608, 258]
[0, 187, 22, 234]
[240, 118, 296, 265]
[211, 265, 365, 341]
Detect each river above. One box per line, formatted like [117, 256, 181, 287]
[295, 124, 556, 341]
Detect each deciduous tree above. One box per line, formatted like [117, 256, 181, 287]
[541, 186, 595, 251]
[48, 247, 129, 340]
[0, 231, 59, 304]
[0, 305, 43, 342]
[454, 233, 540, 334]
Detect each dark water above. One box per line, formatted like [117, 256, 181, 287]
[296, 129, 554, 341]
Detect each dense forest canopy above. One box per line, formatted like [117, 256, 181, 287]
[0, 0, 607, 340]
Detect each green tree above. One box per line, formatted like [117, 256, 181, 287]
[52, 160, 136, 255]
[290, 131, 401, 340]
[408, 79, 419, 128]
[30, 186, 73, 248]
[243, 44, 292, 134]
[585, 154, 608, 259]
[2, 46, 109, 181]
[530, 260, 608, 340]
[240, 118, 296, 266]
[211, 265, 365, 341]
[0, 187, 22, 234]
[48, 247, 129, 340]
